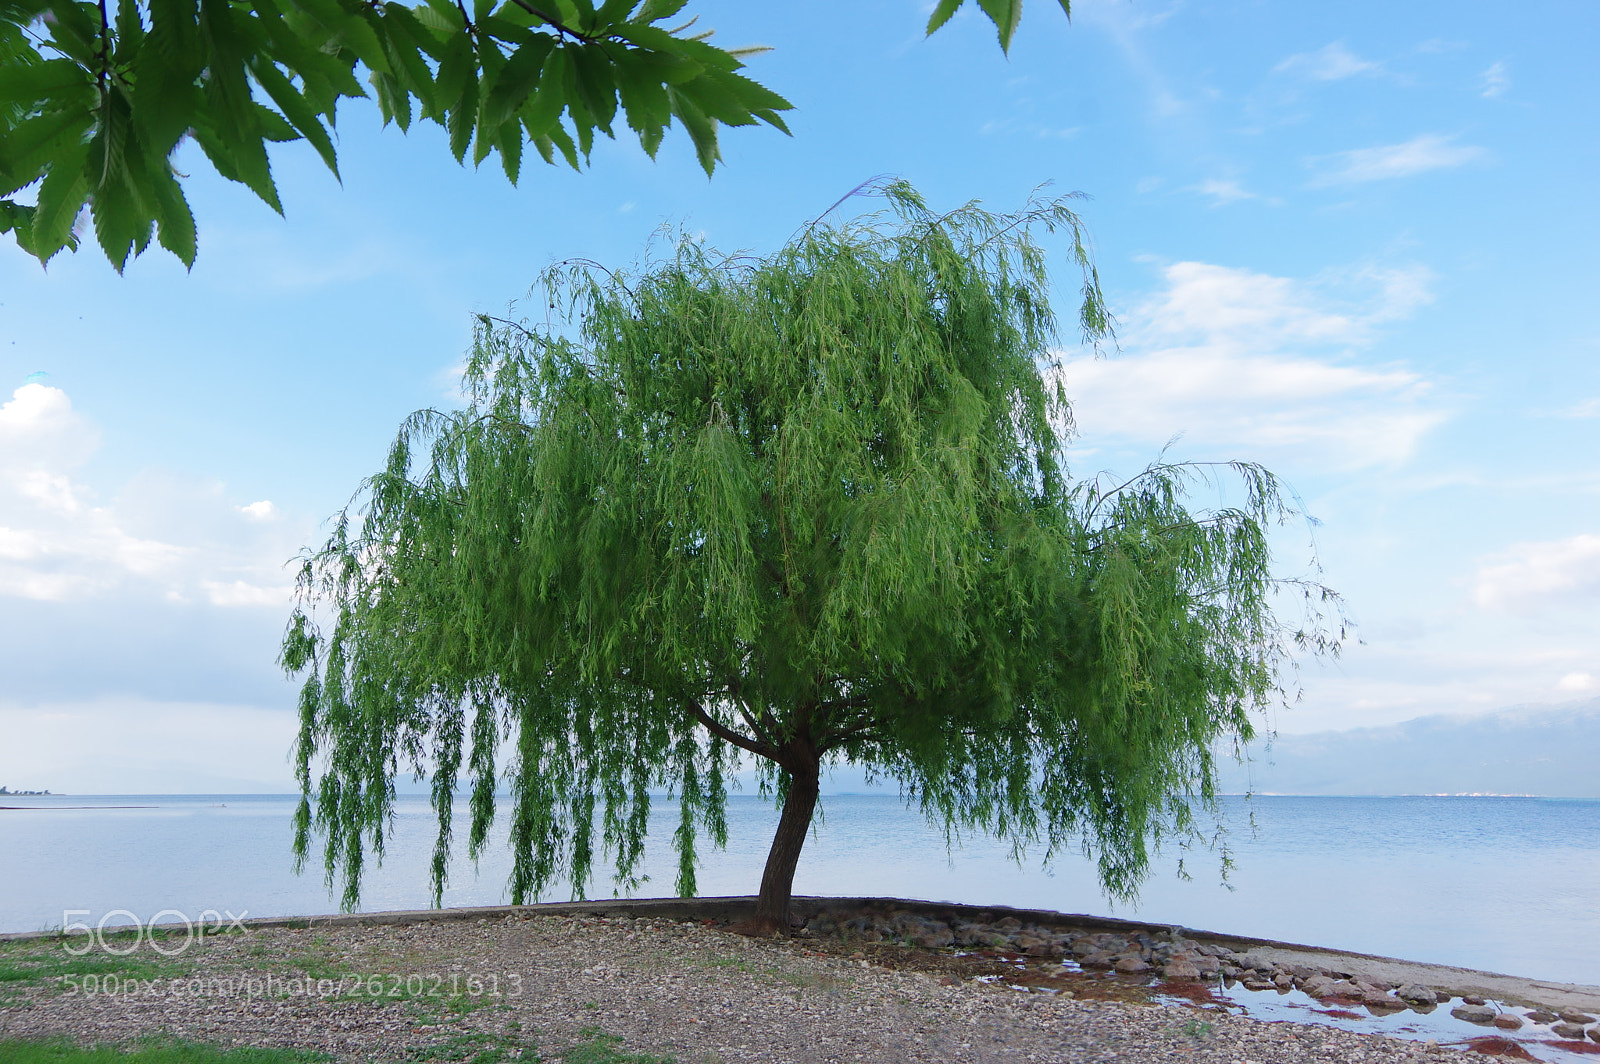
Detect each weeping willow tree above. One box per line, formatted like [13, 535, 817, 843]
[283, 182, 1341, 931]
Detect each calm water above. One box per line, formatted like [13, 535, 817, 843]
[2, 793, 1596, 986]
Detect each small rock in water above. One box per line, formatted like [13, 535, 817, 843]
[1588, 1028, 1600, 1044]
[1451, 1004, 1497, 1025]
[1396, 984, 1438, 1006]
[1525, 1009, 1559, 1024]
[1462, 995, 1488, 1006]
[1558, 1011, 1598, 1025]
[1080, 951, 1116, 969]
[1552, 1023, 1588, 1040]
[1492, 1015, 1523, 1031]
[1114, 956, 1151, 973]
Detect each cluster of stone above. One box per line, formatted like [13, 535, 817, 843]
[798, 906, 1600, 1044]
[801, 909, 1237, 980]
[1488, 1007, 1600, 1042]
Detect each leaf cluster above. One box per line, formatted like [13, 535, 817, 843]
[0, 0, 790, 269]
[283, 182, 1344, 911]
[924, 0, 1070, 53]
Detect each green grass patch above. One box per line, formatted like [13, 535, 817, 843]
[562, 1030, 674, 1064]
[0, 1037, 331, 1064]
[406, 1031, 528, 1064]
[0, 944, 191, 989]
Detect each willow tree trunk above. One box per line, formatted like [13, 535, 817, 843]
[752, 757, 821, 932]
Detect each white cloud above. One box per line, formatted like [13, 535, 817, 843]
[1190, 178, 1257, 207]
[1473, 534, 1600, 613]
[1558, 672, 1597, 693]
[1309, 134, 1488, 186]
[1480, 61, 1509, 99]
[1276, 42, 1382, 81]
[1058, 261, 1445, 470]
[1558, 397, 1600, 419]
[0, 384, 303, 607]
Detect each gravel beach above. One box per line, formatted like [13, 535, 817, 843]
[7, 899, 1575, 1064]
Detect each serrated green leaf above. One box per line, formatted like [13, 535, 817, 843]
[410, 0, 459, 34]
[924, 0, 963, 35]
[135, 0, 203, 152]
[256, 101, 300, 141]
[0, 106, 94, 197]
[478, 13, 537, 46]
[482, 35, 550, 130]
[527, 130, 554, 164]
[28, 134, 90, 261]
[976, 0, 1021, 52]
[90, 79, 131, 187]
[568, 43, 617, 134]
[40, 0, 101, 64]
[634, 0, 684, 22]
[89, 162, 143, 271]
[613, 52, 670, 139]
[377, 3, 439, 110]
[448, 69, 477, 161]
[433, 29, 475, 122]
[544, 122, 578, 168]
[0, 199, 37, 239]
[370, 69, 411, 128]
[666, 84, 716, 175]
[592, 0, 635, 29]
[0, 57, 88, 108]
[114, 0, 145, 55]
[496, 116, 521, 182]
[146, 159, 195, 265]
[518, 44, 566, 136]
[251, 56, 340, 174]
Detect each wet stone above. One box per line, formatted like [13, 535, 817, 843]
[1396, 984, 1438, 1006]
[1525, 1009, 1559, 1024]
[1552, 1023, 1588, 1040]
[1559, 1011, 1598, 1025]
[1113, 956, 1150, 974]
[1451, 1004, 1497, 1024]
[1491, 1014, 1523, 1031]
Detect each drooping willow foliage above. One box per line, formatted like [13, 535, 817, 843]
[282, 182, 1343, 915]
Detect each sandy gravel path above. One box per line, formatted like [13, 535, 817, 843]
[0, 909, 1473, 1064]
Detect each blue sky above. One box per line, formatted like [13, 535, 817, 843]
[1, 0, 1596, 792]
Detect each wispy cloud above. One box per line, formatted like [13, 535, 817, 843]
[1275, 41, 1382, 81]
[1309, 134, 1488, 186]
[1473, 534, 1600, 613]
[1188, 178, 1257, 207]
[1480, 61, 1510, 99]
[1057, 261, 1445, 470]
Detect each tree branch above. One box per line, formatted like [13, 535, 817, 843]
[686, 697, 779, 762]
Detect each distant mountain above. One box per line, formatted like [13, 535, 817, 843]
[1218, 697, 1600, 798]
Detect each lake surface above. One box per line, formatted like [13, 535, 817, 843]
[2, 793, 1596, 986]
